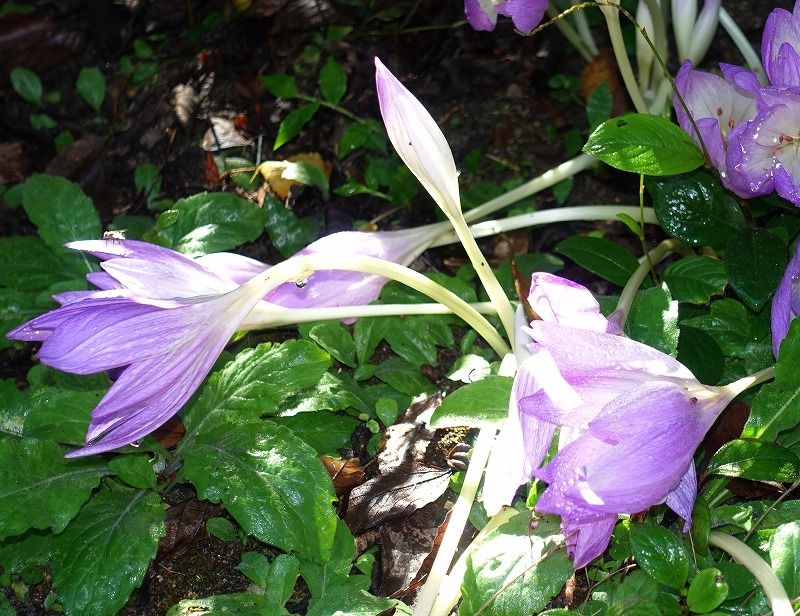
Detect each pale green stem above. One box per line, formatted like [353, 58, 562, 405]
[719, 8, 767, 85]
[430, 507, 518, 616]
[547, 5, 595, 62]
[245, 254, 510, 357]
[448, 212, 517, 344]
[462, 154, 598, 224]
[430, 205, 658, 248]
[241, 301, 498, 329]
[413, 353, 518, 616]
[601, 1, 650, 114]
[647, 77, 673, 116]
[723, 366, 776, 399]
[569, 0, 599, 56]
[708, 532, 793, 616]
[608, 238, 680, 328]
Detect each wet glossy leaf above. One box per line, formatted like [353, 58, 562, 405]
[51, 490, 164, 616]
[682, 299, 769, 359]
[687, 568, 728, 613]
[629, 523, 689, 589]
[75, 67, 105, 112]
[769, 522, 800, 598]
[273, 412, 359, 456]
[430, 376, 512, 428]
[725, 228, 786, 311]
[555, 235, 638, 287]
[319, 56, 346, 105]
[625, 284, 678, 356]
[706, 439, 800, 482]
[375, 357, 432, 396]
[23, 386, 104, 445]
[383, 315, 453, 366]
[108, 455, 156, 490]
[299, 320, 356, 368]
[338, 120, 385, 157]
[206, 517, 236, 541]
[663, 256, 727, 304]
[648, 172, 747, 249]
[584, 114, 703, 175]
[10, 66, 42, 105]
[274, 103, 319, 150]
[0, 438, 108, 540]
[180, 420, 338, 562]
[263, 194, 320, 258]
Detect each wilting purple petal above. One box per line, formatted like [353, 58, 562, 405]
[528, 272, 618, 334]
[375, 58, 462, 219]
[664, 462, 697, 531]
[464, 0, 498, 30]
[762, 1, 800, 86]
[563, 514, 618, 569]
[772, 242, 800, 357]
[495, 0, 547, 33]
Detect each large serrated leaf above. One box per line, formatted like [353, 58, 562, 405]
[555, 235, 639, 287]
[179, 340, 330, 447]
[179, 420, 338, 562]
[725, 227, 786, 311]
[157, 192, 267, 256]
[21, 175, 100, 275]
[648, 172, 747, 249]
[51, 489, 164, 616]
[460, 513, 572, 616]
[663, 256, 727, 304]
[23, 386, 105, 445]
[0, 438, 108, 540]
[0, 237, 66, 291]
[583, 114, 704, 175]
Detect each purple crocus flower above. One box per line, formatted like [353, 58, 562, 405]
[673, 60, 757, 185]
[726, 88, 800, 206]
[464, 0, 547, 33]
[762, 0, 800, 87]
[771, 242, 800, 358]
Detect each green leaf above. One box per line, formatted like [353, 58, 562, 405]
[157, 192, 267, 256]
[682, 299, 769, 359]
[167, 593, 274, 615]
[706, 439, 800, 482]
[745, 319, 800, 440]
[0, 438, 108, 540]
[236, 551, 271, 587]
[10, 66, 42, 105]
[23, 386, 104, 445]
[677, 327, 724, 385]
[769, 522, 800, 599]
[0, 237, 67, 291]
[179, 340, 331, 447]
[300, 320, 356, 367]
[206, 517, 237, 541]
[306, 575, 399, 616]
[274, 103, 320, 150]
[264, 554, 299, 610]
[687, 568, 728, 613]
[725, 228, 787, 311]
[263, 194, 320, 258]
[648, 172, 747, 249]
[338, 120, 385, 158]
[0, 380, 26, 437]
[179, 420, 338, 562]
[0, 288, 55, 351]
[281, 161, 330, 200]
[663, 256, 727, 304]
[629, 523, 689, 589]
[555, 235, 639, 287]
[273, 412, 359, 455]
[583, 114, 704, 175]
[383, 315, 454, 366]
[319, 56, 347, 105]
[374, 357, 432, 396]
[260, 73, 298, 98]
[586, 82, 613, 132]
[75, 67, 106, 112]
[353, 317, 389, 365]
[51, 490, 165, 616]
[460, 513, 573, 616]
[134, 162, 162, 205]
[22, 174, 101, 274]
[624, 284, 679, 356]
[108, 455, 156, 489]
[429, 376, 512, 428]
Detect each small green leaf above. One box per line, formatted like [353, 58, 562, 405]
[75, 67, 106, 112]
[260, 73, 298, 98]
[108, 455, 156, 489]
[264, 554, 299, 610]
[338, 120, 385, 157]
[300, 320, 356, 367]
[664, 256, 727, 304]
[586, 82, 612, 132]
[382, 315, 454, 366]
[725, 228, 786, 311]
[134, 163, 162, 205]
[555, 235, 639, 287]
[51, 489, 164, 616]
[375, 357, 432, 396]
[167, 593, 274, 615]
[10, 66, 42, 105]
[206, 517, 237, 542]
[273, 412, 359, 456]
[687, 568, 728, 613]
[706, 439, 800, 482]
[29, 113, 56, 130]
[430, 376, 512, 428]
[236, 551, 271, 587]
[274, 103, 319, 150]
[263, 194, 320, 258]
[648, 172, 747, 249]
[629, 523, 689, 589]
[319, 56, 347, 105]
[584, 114, 704, 175]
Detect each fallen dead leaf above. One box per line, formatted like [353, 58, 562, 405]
[580, 49, 627, 117]
[321, 456, 366, 498]
[0, 142, 25, 184]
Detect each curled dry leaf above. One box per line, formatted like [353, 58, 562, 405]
[255, 152, 331, 199]
[201, 116, 251, 151]
[320, 456, 366, 498]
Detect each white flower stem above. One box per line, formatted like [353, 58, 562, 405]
[601, 1, 650, 114]
[461, 154, 598, 224]
[430, 205, 658, 248]
[724, 366, 776, 398]
[413, 354, 518, 616]
[246, 254, 511, 357]
[569, 0, 599, 57]
[609, 238, 680, 328]
[708, 531, 793, 616]
[719, 8, 766, 84]
[548, 4, 595, 62]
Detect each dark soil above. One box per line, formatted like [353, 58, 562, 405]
[0, 0, 791, 614]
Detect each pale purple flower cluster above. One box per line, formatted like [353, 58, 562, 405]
[464, 0, 547, 33]
[675, 1, 800, 206]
